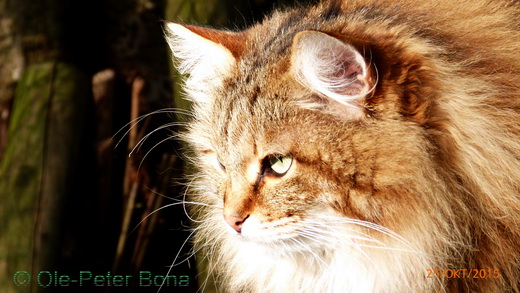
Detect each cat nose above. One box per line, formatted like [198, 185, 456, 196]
[224, 214, 249, 233]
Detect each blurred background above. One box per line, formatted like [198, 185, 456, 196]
[0, 0, 315, 292]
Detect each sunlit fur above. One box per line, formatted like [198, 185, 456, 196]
[164, 0, 520, 292]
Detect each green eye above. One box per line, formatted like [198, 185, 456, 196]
[268, 154, 293, 176]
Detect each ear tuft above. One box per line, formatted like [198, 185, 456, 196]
[164, 22, 239, 103]
[291, 31, 374, 118]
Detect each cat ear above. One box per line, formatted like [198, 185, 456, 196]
[164, 23, 243, 102]
[290, 31, 374, 118]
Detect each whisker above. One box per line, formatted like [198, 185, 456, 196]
[130, 122, 185, 157]
[113, 108, 191, 149]
[136, 136, 176, 172]
[291, 237, 328, 267]
[181, 177, 223, 224]
[302, 221, 388, 246]
[293, 217, 422, 257]
[295, 222, 386, 275]
[316, 215, 414, 249]
[130, 201, 213, 235]
[295, 231, 365, 268]
[143, 186, 178, 201]
[169, 229, 199, 267]
[157, 228, 197, 293]
[350, 240, 386, 277]
[195, 229, 227, 293]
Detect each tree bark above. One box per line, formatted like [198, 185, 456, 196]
[0, 61, 89, 292]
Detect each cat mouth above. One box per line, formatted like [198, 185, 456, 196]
[228, 217, 317, 249]
[239, 228, 300, 242]
[223, 213, 359, 253]
[235, 228, 332, 258]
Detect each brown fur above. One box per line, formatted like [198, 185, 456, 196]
[165, 0, 520, 292]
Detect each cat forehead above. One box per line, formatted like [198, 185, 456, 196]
[212, 73, 297, 124]
[206, 106, 299, 161]
[212, 116, 295, 154]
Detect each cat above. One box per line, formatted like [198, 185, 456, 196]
[163, 0, 520, 292]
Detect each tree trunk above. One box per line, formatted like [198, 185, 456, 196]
[0, 61, 88, 293]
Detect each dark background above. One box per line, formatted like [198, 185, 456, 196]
[0, 0, 315, 292]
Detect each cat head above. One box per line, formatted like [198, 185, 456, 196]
[164, 18, 444, 241]
[163, 1, 520, 292]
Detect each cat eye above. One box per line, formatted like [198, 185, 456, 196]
[267, 154, 293, 176]
[217, 160, 226, 172]
[208, 153, 226, 173]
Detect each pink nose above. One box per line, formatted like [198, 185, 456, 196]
[224, 214, 249, 232]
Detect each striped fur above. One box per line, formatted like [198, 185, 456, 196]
[165, 1, 520, 292]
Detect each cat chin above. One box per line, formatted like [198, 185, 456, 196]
[224, 217, 313, 254]
[218, 233, 433, 293]
[214, 211, 437, 292]
[224, 210, 369, 253]
[239, 216, 299, 239]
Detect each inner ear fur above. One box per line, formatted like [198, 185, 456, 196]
[164, 22, 247, 103]
[290, 30, 375, 119]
